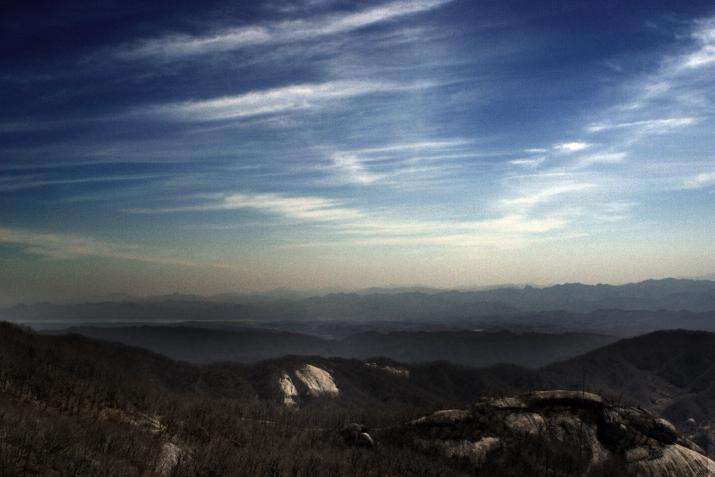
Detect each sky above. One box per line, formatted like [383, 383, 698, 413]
[1, 0, 714, 304]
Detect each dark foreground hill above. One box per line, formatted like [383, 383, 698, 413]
[544, 330, 715, 454]
[0, 322, 714, 476]
[0, 322, 545, 476]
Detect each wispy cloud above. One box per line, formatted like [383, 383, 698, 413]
[460, 214, 566, 234]
[120, 0, 453, 60]
[586, 117, 697, 133]
[345, 140, 469, 156]
[573, 152, 627, 169]
[617, 17, 715, 114]
[533, 17, 715, 209]
[129, 191, 570, 250]
[681, 18, 715, 69]
[152, 80, 419, 121]
[0, 227, 241, 271]
[554, 142, 592, 153]
[324, 139, 469, 185]
[500, 182, 596, 209]
[329, 153, 386, 184]
[510, 156, 545, 167]
[128, 192, 364, 222]
[683, 171, 715, 189]
[221, 193, 364, 221]
[0, 174, 163, 192]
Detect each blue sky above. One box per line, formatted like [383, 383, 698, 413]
[1, 0, 714, 304]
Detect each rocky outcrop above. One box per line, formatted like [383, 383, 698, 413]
[340, 423, 374, 448]
[294, 364, 340, 397]
[400, 391, 715, 477]
[278, 372, 298, 406]
[276, 364, 340, 406]
[411, 409, 470, 425]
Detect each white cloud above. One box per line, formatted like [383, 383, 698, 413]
[286, 212, 569, 250]
[121, 0, 453, 59]
[323, 139, 469, 185]
[128, 190, 571, 251]
[683, 171, 715, 189]
[222, 193, 363, 221]
[620, 17, 715, 112]
[500, 182, 596, 209]
[683, 45, 715, 69]
[682, 19, 715, 69]
[347, 140, 469, 156]
[340, 213, 566, 237]
[510, 156, 545, 167]
[128, 192, 364, 222]
[153, 80, 413, 121]
[573, 152, 627, 169]
[586, 117, 697, 133]
[462, 214, 565, 234]
[329, 153, 386, 184]
[554, 142, 592, 153]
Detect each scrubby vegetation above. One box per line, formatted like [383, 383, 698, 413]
[0, 322, 713, 476]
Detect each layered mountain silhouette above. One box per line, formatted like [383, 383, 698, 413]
[56, 325, 617, 367]
[5, 280, 715, 348]
[5, 278, 715, 327]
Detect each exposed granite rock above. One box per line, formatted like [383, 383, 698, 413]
[278, 372, 298, 407]
[402, 390, 714, 477]
[341, 423, 374, 448]
[411, 409, 470, 426]
[294, 364, 339, 397]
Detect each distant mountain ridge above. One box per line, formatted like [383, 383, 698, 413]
[4, 278, 715, 323]
[10, 277, 715, 310]
[55, 325, 617, 368]
[4, 279, 715, 339]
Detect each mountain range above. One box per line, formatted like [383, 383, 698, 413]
[56, 325, 617, 368]
[4, 279, 715, 339]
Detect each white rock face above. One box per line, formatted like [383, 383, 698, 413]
[278, 372, 298, 406]
[631, 444, 715, 477]
[294, 364, 339, 397]
[411, 392, 715, 477]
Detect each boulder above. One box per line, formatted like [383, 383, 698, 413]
[341, 423, 374, 448]
[399, 391, 715, 477]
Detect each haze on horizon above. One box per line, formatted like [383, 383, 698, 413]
[1, 0, 714, 306]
